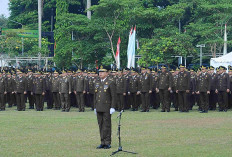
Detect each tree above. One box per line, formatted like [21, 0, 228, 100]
[186, 0, 232, 57]
[0, 14, 8, 28]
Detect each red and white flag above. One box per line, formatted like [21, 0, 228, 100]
[115, 36, 121, 68]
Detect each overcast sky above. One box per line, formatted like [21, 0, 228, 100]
[0, 0, 10, 17]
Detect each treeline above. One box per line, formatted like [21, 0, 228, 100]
[1, 0, 232, 68]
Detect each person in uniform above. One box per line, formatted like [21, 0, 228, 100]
[196, 66, 211, 113]
[115, 69, 125, 111]
[83, 70, 89, 109]
[156, 66, 172, 112]
[176, 65, 190, 112]
[189, 68, 196, 110]
[128, 68, 139, 111]
[228, 66, 232, 109]
[208, 66, 217, 110]
[51, 70, 61, 110]
[94, 65, 116, 149]
[45, 71, 53, 109]
[150, 68, 159, 109]
[0, 72, 7, 111]
[215, 66, 230, 112]
[123, 68, 130, 110]
[87, 70, 96, 110]
[74, 69, 86, 112]
[138, 67, 152, 112]
[26, 69, 35, 109]
[171, 68, 179, 111]
[14, 71, 27, 111]
[59, 70, 72, 112]
[12, 71, 17, 106]
[70, 71, 77, 107]
[6, 72, 14, 108]
[32, 71, 46, 111]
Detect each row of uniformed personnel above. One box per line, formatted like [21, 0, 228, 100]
[0, 65, 231, 113]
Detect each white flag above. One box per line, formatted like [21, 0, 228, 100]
[131, 26, 136, 68]
[127, 27, 133, 68]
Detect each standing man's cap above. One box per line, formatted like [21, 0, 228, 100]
[98, 65, 110, 72]
[179, 64, 185, 68]
[161, 65, 167, 69]
[201, 65, 207, 69]
[140, 66, 146, 70]
[210, 66, 215, 70]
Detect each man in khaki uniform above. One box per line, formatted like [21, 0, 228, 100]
[176, 65, 190, 112]
[51, 71, 61, 110]
[156, 66, 172, 112]
[26, 69, 35, 109]
[0, 72, 7, 111]
[74, 69, 87, 112]
[14, 71, 27, 111]
[87, 70, 96, 110]
[228, 67, 232, 109]
[150, 68, 159, 109]
[59, 70, 72, 112]
[32, 72, 46, 111]
[128, 68, 139, 111]
[196, 66, 211, 113]
[171, 68, 179, 111]
[115, 69, 125, 111]
[94, 65, 116, 149]
[208, 66, 217, 110]
[215, 66, 230, 112]
[6, 72, 14, 108]
[138, 67, 152, 112]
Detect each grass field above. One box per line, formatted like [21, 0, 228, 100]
[1, 105, 232, 157]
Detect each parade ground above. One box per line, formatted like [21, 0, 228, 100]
[1, 105, 232, 157]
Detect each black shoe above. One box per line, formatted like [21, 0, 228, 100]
[104, 145, 111, 149]
[175, 108, 178, 111]
[96, 144, 105, 149]
[61, 109, 65, 112]
[65, 109, 70, 112]
[0, 109, 5, 111]
[200, 110, 205, 113]
[161, 110, 165, 112]
[140, 110, 146, 112]
[224, 109, 227, 112]
[22, 109, 25, 111]
[131, 109, 135, 111]
[146, 110, 149, 112]
[167, 109, 170, 112]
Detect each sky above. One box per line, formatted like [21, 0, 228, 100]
[0, 0, 10, 17]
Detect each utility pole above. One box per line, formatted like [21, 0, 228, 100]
[87, 0, 91, 19]
[196, 44, 205, 66]
[38, 0, 42, 68]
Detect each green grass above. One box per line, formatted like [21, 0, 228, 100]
[1, 105, 232, 157]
